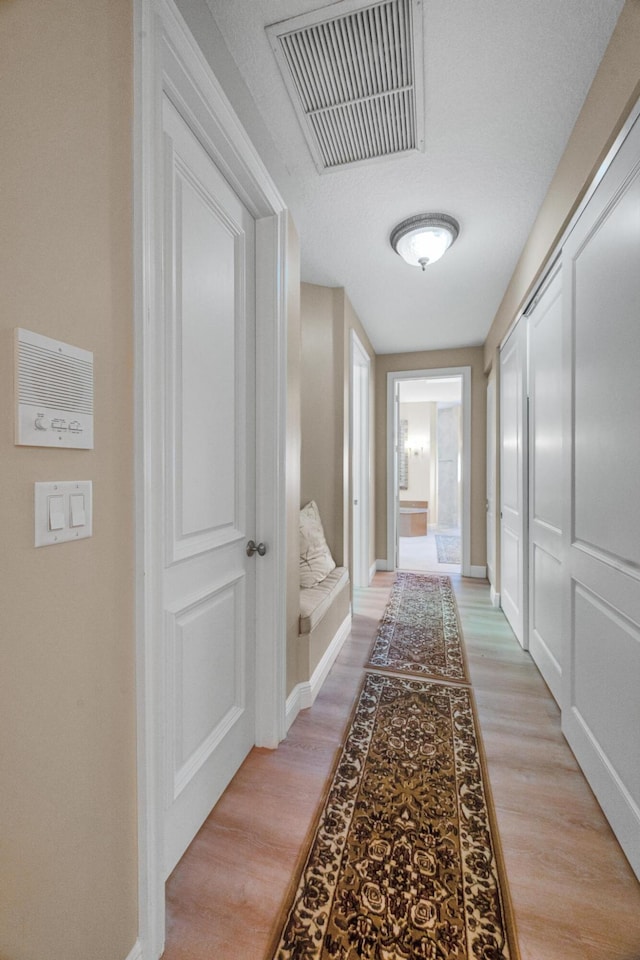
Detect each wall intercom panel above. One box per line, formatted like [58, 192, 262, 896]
[15, 328, 94, 449]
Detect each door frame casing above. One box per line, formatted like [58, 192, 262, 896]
[134, 1, 288, 956]
[486, 369, 499, 605]
[386, 367, 475, 577]
[350, 330, 371, 587]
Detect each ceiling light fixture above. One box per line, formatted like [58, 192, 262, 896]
[390, 214, 460, 271]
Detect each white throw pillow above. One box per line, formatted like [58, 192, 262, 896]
[299, 500, 336, 588]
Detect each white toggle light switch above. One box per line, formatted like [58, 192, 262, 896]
[48, 495, 65, 531]
[69, 493, 85, 528]
[35, 481, 92, 547]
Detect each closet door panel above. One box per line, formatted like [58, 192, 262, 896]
[573, 172, 640, 566]
[528, 267, 563, 702]
[573, 584, 640, 806]
[532, 544, 563, 677]
[563, 113, 640, 880]
[500, 320, 528, 647]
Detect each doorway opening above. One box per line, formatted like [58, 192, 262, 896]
[398, 376, 462, 573]
[387, 368, 471, 577]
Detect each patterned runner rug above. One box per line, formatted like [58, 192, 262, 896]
[366, 572, 470, 683]
[435, 534, 461, 564]
[270, 672, 519, 960]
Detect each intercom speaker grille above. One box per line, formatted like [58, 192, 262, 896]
[18, 341, 93, 414]
[267, 0, 424, 172]
[15, 328, 94, 449]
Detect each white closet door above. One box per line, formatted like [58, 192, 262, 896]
[500, 319, 528, 647]
[562, 114, 640, 879]
[160, 96, 257, 877]
[528, 267, 563, 704]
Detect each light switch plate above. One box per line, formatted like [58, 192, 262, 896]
[34, 481, 93, 547]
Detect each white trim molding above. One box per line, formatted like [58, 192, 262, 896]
[134, 0, 289, 955]
[124, 942, 144, 960]
[286, 613, 352, 729]
[490, 585, 501, 607]
[350, 330, 372, 590]
[285, 684, 306, 731]
[369, 561, 377, 583]
[467, 565, 487, 579]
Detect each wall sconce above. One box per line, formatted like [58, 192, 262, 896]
[407, 436, 427, 457]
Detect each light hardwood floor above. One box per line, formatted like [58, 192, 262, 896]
[163, 574, 640, 960]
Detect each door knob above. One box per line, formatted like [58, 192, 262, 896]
[246, 540, 267, 557]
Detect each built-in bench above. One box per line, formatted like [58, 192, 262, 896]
[299, 565, 350, 675]
[287, 502, 352, 728]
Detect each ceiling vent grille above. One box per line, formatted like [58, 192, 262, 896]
[267, 0, 424, 172]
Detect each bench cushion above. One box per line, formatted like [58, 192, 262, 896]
[299, 567, 349, 635]
[300, 500, 336, 588]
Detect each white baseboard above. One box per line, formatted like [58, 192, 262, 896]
[378, 560, 485, 578]
[124, 941, 143, 960]
[489, 584, 501, 607]
[286, 612, 352, 730]
[369, 561, 377, 583]
[285, 685, 304, 731]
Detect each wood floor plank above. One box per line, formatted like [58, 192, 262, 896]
[162, 574, 640, 960]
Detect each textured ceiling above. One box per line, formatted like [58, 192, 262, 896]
[204, 0, 624, 354]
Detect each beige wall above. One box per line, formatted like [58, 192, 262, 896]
[285, 218, 302, 696]
[300, 284, 344, 566]
[300, 285, 376, 568]
[298, 285, 376, 684]
[375, 349, 487, 569]
[484, 0, 640, 371]
[0, 2, 137, 959]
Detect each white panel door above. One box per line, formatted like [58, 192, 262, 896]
[500, 319, 528, 647]
[486, 372, 497, 595]
[161, 96, 256, 876]
[528, 267, 563, 704]
[562, 113, 640, 879]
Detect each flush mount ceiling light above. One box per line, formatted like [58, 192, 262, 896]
[390, 214, 460, 270]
